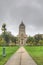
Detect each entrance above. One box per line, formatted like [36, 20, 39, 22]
[21, 39, 24, 46]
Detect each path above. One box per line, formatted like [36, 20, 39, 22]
[5, 47, 37, 65]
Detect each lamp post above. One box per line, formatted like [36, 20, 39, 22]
[1, 23, 6, 57]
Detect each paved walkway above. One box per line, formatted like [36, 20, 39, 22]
[5, 47, 37, 65]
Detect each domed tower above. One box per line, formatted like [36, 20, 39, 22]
[18, 21, 27, 46]
[19, 22, 25, 35]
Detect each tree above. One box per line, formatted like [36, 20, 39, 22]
[0, 38, 6, 46]
[10, 36, 18, 45]
[34, 34, 43, 45]
[1, 24, 11, 45]
[1, 23, 6, 45]
[39, 40, 43, 45]
[26, 36, 34, 45]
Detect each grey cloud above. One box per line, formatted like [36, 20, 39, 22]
[0, 0, 43, 36]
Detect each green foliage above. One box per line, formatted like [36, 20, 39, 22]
[1, 23, 6, 32]
[1, 32, 10, 44]
[1, 23, 7, 45]
[1, 23, 18, 45]
[39, 40, 43, 45]
[0, 38, 6, 46]
[26, 34, 43, 46]
[0, 31, 18, 45]
[10, 36, 18, 45]
[34, 34, 43, 43]
[26, 36, 34, 45]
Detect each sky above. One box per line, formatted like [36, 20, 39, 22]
[0, 0, 43, 36]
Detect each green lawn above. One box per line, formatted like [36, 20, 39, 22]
[25, 46, 43, 65]
[0, 46, 19, 65]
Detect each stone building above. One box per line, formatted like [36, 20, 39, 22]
[17, 21, 27, 46]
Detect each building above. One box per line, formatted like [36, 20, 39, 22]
[17, 21, 27, 46]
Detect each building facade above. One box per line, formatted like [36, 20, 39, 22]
[18, 21, 27, 46]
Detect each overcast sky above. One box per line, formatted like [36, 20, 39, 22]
[0, 0, 43, 36]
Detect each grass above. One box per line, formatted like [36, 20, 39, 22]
[24, 46, 43, 65]
[0, 46, 19, 65]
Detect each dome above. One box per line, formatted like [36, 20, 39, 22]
[19, 21, 25, 27]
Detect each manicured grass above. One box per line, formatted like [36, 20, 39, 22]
[0, 46, 19, 65]
[25, 46, 43, 65]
